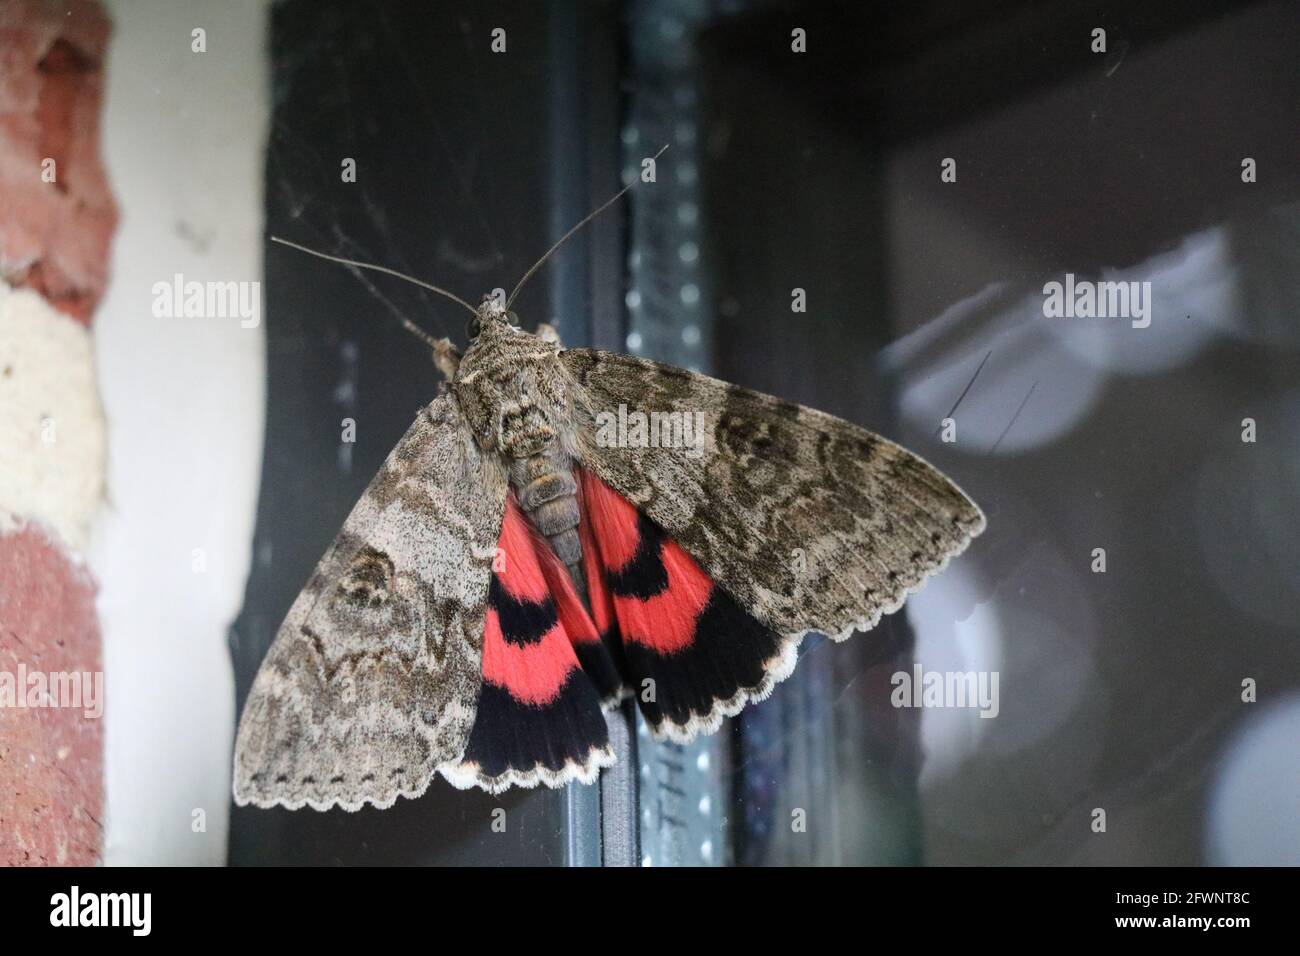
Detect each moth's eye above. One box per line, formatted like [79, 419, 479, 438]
[505, 311, 520, 327]
[466, 317, 481, 340]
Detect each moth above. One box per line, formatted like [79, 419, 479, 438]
[233, 183, 985, 812]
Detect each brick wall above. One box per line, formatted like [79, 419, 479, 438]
[0, 0, 117, 866]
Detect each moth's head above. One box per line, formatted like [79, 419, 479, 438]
[451, 297, 567, 457]
[464, 294, 520, 342]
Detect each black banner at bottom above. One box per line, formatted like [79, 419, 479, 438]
[0, 865, 1283, 941]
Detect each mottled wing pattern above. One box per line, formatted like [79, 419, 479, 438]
[561, 349, 985, 644]
[233, 394, 508, 811]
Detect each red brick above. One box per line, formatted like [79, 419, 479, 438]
[0, 0, 117, 325]
[0, 525, 103, 865]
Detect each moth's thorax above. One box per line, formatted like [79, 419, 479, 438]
[452, 317, 570, 459]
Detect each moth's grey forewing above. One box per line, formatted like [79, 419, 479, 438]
[562, 348, 985, 644]
[232, 394, 508, 812]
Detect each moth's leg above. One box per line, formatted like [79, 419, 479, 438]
[535, 323, 562, 347]
[433, 338, 461, 380]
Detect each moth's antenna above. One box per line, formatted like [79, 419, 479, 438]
[269, 237, 480, 333]
[506, 144, 670, 310]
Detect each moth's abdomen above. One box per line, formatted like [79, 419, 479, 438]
[520, 470, 580, 563]
[509, 447, 584, 595]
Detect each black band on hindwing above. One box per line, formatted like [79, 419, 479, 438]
[604, 514, 669, 599]
[489, 576, 558, 645]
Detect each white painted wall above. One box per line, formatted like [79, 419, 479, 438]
[0, 283, 104, 551]
[93, 0, 269, 865]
